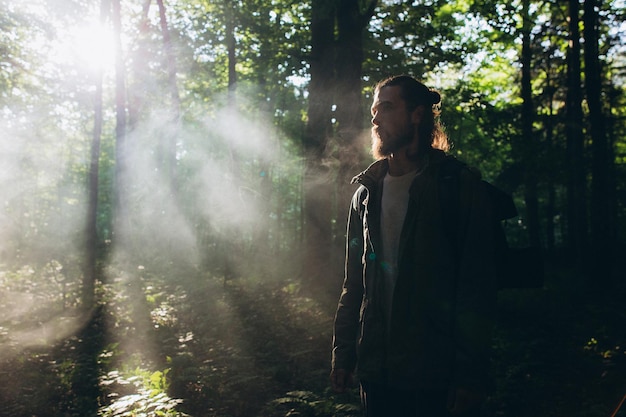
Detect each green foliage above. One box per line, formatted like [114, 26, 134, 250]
[0, 261, 82, 343]
[99, 368, 189, 417]
[487, 281, 626, 417]
[365, 0, 470, 80]
[269, 390, 361, 417]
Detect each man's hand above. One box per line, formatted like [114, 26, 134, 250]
[447, 387, 484, 415]
[330, 368, 353, 393]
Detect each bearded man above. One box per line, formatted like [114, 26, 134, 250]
[330, 75, 497, 417]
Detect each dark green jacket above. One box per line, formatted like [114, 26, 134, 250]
[331, 149, 497, 392]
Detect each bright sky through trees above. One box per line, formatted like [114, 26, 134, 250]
[55, 21, 117, 74]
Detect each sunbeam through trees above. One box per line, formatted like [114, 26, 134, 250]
[0, 0, 625, 416]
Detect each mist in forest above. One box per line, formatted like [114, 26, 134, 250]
[0, 0, 326, 368]
[112, 95, 290, 269]
[0, 78, 313, 356]
[0, 4, 358, 416]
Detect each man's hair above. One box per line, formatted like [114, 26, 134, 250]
[374, 75, 449, 152]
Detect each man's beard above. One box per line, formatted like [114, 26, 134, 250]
[371, 126, 413, 159]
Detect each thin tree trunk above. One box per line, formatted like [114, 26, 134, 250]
[128, 0, 151, 129]
[84, 74, 101, 310]
[223, 2, 239, 282]
[566, 0, 588, 265]
[112, 0, 127, 244]
[544, 82, 556, 253]
[225, 2, 238, 167]
[74, 1, 109, 412]
[83, 0, 107, 311]
[584, 0, 613, 287]
[606, 83, 619, 255]
[520, 0, 541, 249]
[156, 0, 180, 190]
[226, 5, 236, 106]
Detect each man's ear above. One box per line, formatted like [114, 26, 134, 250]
[411, 105, 425, 124]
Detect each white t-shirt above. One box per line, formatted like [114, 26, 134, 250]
[380, 169, 416, 321]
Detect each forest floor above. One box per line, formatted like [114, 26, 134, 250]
[0, 259, 624, 417]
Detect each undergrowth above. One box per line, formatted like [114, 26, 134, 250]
[0, 259, 624, 417]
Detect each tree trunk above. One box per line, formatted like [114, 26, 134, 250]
[112, 0, 128, 245]
[584, 0, 613, 286]
[156, 0, 180, 190]
[128, 0, 151, 129]
[335, 0, 376, 146]
[520, 0, 541, 249]
[303, 0, 336, 299]
[222, 2, 240, 282]
[305, 0, 335, 156]
[226, 4, 237, 107]
[565, 0, 588, 265]
[76, 2, 108, 410]
[544, 82, 556, 253]
[83, 0, 107, 311]
[606, 83, 619, 257]
[334, 0, 377, 242]
[84, 78, 101, 310]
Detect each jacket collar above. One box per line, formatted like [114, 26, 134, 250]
[351, 159, 389, 189]
[351, 149, 448, 189]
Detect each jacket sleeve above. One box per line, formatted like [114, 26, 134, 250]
[331, 188, 366, 373]
[452, 169, 498, 392]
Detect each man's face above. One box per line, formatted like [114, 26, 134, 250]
[370, 85, 417, 159]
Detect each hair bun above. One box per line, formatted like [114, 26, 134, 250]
[429, 90, 441, 105]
